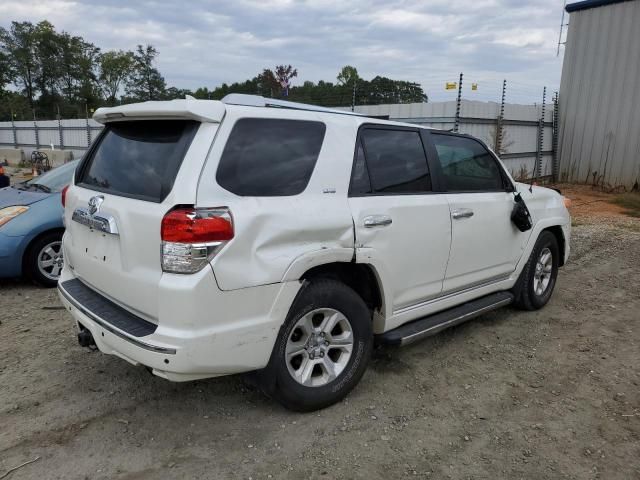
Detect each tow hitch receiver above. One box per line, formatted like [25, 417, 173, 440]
[77, 324, 96, 348]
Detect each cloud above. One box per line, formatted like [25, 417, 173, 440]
[0, 0, 565, 102]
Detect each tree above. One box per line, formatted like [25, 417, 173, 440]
[32, 20, 60, 103]
[336, 65, 359, 86]
[57, 32, 100, 103]
[163, 86, 193, 100]
[272, 65, 297, 97]
[0, 49, 15, 95]
[257, 68, 279, 96]
[98, 50, 134, 105]
[125, 44, 166, 101]
[0, 21, 39, 107]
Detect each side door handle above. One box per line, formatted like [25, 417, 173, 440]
[364, 215, 393, 228]
[451, 208, 474, 219]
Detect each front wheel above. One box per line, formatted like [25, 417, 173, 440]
[267, 279, 373, 412]
[513, 231, 560, 310]
[25, 232, 64, 288]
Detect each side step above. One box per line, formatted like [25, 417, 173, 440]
[377, 291, 514, 346]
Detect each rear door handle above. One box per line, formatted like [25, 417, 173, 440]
[451, 208, 474, 219]
[364, 215, 393, 228]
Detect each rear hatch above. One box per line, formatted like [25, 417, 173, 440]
[64, 117, 220, 322]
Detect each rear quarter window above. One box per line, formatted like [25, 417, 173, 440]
[216, 118, 326, 196]
[77, 120, 198, 202]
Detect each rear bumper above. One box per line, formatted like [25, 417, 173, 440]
[57, 269, 300, 381]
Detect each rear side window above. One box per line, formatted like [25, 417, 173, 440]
[358, 129, 431, 194]
[78, 120, 198, 202]
[216, 118, 326, 196]
[431, 134, 504, 192]
[350, 141, 372, 195]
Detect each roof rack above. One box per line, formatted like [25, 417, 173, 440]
[221, 94, 366, 117]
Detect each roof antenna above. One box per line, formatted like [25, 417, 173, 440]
[556, 1, 568, 57]
[531, 86, 546, 193]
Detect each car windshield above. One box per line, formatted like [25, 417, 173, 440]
[23, 160, 80, 193]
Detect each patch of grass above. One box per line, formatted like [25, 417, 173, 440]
[611, 193, 640, 218]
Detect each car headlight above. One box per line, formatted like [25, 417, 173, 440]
[0, 206, 29, 227]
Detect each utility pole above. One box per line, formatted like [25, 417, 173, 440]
[454, 72, 463, 133]
[495, 79, 507, 154]
[33, 109, 40, 150]
[351, 80, 357, 112]
[535, 86, 547, 180]
[85, 101, 91, 147]
[552, 91, 560, 181]
[10, 108, 18, 149]
[57, 104, 64, 150]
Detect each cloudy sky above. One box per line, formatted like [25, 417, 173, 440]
[1, 0, 567, 103]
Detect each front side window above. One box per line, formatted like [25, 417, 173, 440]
[358, 129, 431, 194]
[431, 134, 504, 192]
[216, 118, 326, 196]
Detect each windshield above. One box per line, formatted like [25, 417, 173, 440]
[25, 160, 80, 193]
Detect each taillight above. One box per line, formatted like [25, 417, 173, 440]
[160, 207, 234, 274]
[61, 185, 69, 207]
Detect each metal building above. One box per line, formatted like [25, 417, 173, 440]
[558, 0, 640, 190]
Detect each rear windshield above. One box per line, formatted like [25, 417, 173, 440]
[216, 118, 326, 196]
[77, 120, 199, 202]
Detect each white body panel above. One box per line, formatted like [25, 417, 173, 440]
[349, 194, 451, 310]
[196, 106, 357, 291]
[59, 97, 571, 381]
[63, 123, 218, 321]
[443, 191, 529, 292]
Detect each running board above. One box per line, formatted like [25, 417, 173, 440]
[377, 291, 514, 346]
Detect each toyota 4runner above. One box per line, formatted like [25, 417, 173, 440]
[58, 94, 571, 411]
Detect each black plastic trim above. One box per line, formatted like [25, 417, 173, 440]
[59, 279, 176, 355]
[377, 291, 514, 346]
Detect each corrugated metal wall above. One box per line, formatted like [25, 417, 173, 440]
[558, 0, 640, 189]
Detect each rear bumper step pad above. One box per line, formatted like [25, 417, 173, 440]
[377, 291, 514, 346]
[60, 279, 157, 338]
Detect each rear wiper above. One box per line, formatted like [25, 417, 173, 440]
[31, 183, 52, 193]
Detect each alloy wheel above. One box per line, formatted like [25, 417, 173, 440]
[285, 308, 354, 387]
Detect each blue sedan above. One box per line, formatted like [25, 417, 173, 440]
[0, 160, 79, 287]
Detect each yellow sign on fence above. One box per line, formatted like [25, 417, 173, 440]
[445, 82, 457, 90]
[471, 83, 478, 91]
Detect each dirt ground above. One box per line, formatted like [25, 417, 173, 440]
[1, 189, 639, 480]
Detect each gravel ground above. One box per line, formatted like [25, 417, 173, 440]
[1, 217, 639, 480]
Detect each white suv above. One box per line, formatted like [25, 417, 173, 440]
[58, 95, 570, 411]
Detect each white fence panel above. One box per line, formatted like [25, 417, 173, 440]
[2, 99, 555, 179]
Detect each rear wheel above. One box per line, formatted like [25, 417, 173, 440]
[513, 231, 559, 310]
[267, 279, 373, 411]
[25, 232, 64, 288]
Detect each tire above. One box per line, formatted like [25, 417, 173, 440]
[24, 231, 64, 288]
[513, 231, 560, 310]
[266, 279, 373, 412]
